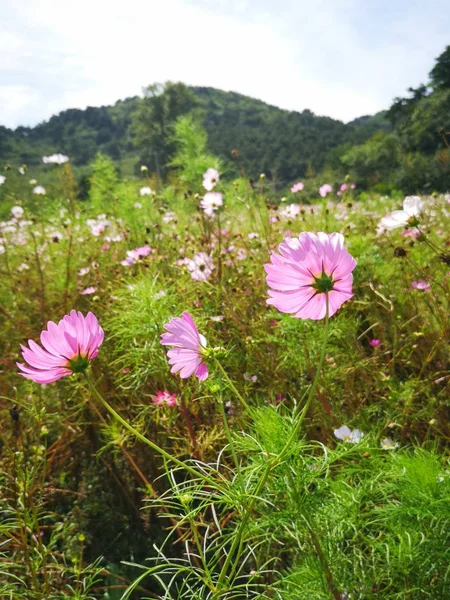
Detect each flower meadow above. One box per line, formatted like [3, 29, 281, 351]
[0, 148, 449, 600]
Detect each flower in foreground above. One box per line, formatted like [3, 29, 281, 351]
[17, 310, 104, 384]
[265, 232, 356, 320]
[151, 391, 177, 407]
[411, 279, 431, 291]
[200, 192, 223, 217]
[203, 168, 219, 191]
[160, 312, 208, 381]
[379, 196, 422, 231]
[334, 425, 364, 443]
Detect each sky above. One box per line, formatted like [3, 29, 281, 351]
[1, 0, 449, 129]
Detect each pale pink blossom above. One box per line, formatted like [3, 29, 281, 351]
[160, 312, 208, 381]
[81, 286, 96, 295]
[379, 196, 422, 231]
[381, 437, 399, 450]
[186, 252, 214, 281]
[17, 310, 104, 384]
[411, 279, 430, 291]
[200, 192, 223, 217]
[202, 168, 220, 191]
[319, 184, 333, 198]
[290, 182, 304, 193]
[334, 425, 364, 443]
[279, 204, 301, 219]
[265, 232, 356, 320]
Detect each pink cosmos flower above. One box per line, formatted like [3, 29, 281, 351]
[17, 310, 104, 384]
[319, 184, 332, 198]
[411, 279, 431, 291]
[151, 390, 177, 407]
[369, 338, 381, 348]
[202, 168, 219, 191]
[290, 181, 304, 193]
[160, 312, 208, 381]
[81, 286, 96, 295]
[340, 183, 348, 192]
[265, 232, 356, 320]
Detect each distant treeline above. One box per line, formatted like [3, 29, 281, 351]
[1, 45, 450, 192]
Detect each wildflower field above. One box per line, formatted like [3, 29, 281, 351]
[0, 139, 449, 600]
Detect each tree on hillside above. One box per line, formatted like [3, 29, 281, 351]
[132, 82, 199, 177]
[430, 45, 450, 90]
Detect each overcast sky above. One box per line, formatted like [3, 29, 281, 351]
[1, 0, 449, 129]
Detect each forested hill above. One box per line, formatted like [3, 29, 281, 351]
[0, 85, 389, 181]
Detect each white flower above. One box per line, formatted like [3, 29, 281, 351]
[42, 154, 69, 165]
[11, 206, 24, 219]
[203, 168, 219, 191]
[29, 179, 37, 185]
[33, 186, 46, 195]
[279, 203, 301, 219]
[186, 252, 214, 281]
[0, 175, 5, 185]
[134, 202, 143, 209]
[17, 262, 30, 271]
[379, 196, 422, 231]
[381, 437, 399, 450]
[140, 186, 152, 196]
[162, 211, 176, 224]
[18, 166, 26, 175]
[200, 192, 223, 217]
[140, 165, 148, 172]
[334, 425, 364, 444]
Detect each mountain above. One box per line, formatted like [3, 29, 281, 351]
[0, 86, 390, 181]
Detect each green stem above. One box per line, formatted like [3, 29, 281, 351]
[218, 398, 242, 487]
[279, 293, 330, 461]
[214, 359, 251, 412]
[83, 372, 217, 486]
[215, 294, 330, 596]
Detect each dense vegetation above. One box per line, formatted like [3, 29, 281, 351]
[0, 107, 449, 599]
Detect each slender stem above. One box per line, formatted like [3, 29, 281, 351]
[214, 294, 331, 595]
[218, 398, 242, 486]
[214, 359, 251, 412]
[82, 373, 218, 486]
[279, 293, 330, 460]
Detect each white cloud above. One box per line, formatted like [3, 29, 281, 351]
[1, 0, 450, 128]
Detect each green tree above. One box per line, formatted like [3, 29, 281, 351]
[430, 45, 450, 90]
[132, 82, 199, 177]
